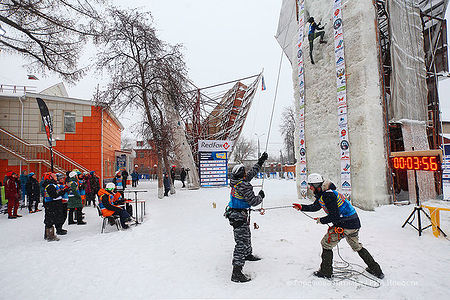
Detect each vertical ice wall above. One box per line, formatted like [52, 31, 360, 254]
[290, 0, 390, 210]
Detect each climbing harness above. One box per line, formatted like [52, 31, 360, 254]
[326, 226, 344, 244]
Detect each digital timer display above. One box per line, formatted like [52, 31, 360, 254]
[391, 156, 440, 171]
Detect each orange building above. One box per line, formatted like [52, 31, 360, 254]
[0, 83, 124, 184]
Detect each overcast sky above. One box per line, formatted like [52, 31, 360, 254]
[0, 0, 292, 158]
[1, 0, 450, 157]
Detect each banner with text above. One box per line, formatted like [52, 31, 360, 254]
[333, 0, 352, 198]
[297, 0, 308, 199]
[199, 151, 228, 187]
[198, 140, 233, 152]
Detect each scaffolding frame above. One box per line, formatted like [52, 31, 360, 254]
[178, 73, 262, 162]
[375, 0, 449, 200]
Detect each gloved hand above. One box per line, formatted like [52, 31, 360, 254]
[314, 217, 321, 224]
[292, 203, 302, 211]
[258, 190, 265, 199]
[257, 152, 268, 166]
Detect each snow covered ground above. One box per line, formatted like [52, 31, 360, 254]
[1, 179, 449, 299]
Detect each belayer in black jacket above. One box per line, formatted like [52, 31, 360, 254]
[293, 173, 384, 279]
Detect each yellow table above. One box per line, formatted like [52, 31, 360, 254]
[422, 205, 450, 237]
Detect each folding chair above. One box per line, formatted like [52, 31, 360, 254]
[96, 205, 122, 233]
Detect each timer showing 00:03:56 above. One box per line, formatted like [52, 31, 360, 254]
[391, 156, 439, 171]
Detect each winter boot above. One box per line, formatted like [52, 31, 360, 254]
[46, 227, 60, 242]
[358, 248, 384, 279]
[68, 209, 76, 224]
[314, 249, 333, 279]
[76, 208, 86, 225]
[231, 265, 251, 283]
[245, 254, 261, 261]
[56, 226, 67, 235]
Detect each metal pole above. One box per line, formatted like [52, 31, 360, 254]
[18, 95, 24, 174]
[258, 137, 260, 158]
[101, 108, 104, 186]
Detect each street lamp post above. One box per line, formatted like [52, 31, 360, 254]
[254, 133, 265, 158]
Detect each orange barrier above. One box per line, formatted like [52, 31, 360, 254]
[422, 205, 450, 237]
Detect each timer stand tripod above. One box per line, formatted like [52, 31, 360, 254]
[402, 169, 446, 236]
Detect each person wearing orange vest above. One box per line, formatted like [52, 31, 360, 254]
[98, 183, 132, 229]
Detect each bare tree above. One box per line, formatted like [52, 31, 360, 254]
[280, 105, 296, 164]
[0, 0, 104, 81]
[121, 136, 134, 150]
[232, 136, 256, 162]
[95, 7, 188, 198]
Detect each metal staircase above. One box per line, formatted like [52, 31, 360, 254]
[0, 127, 89, 174]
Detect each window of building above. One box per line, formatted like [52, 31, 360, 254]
[40, 110, 54, 132]
[137, 141, 143, 147]
[64, 111, 76, 133]
[140, 152, 145, 158]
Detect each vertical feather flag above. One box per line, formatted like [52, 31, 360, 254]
[36, 97, 54, 172]
[261, 76, 266, 91]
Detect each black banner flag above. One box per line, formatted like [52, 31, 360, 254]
[36, 97, 54, 172]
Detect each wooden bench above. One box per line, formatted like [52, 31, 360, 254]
[422, 205, 449, 238]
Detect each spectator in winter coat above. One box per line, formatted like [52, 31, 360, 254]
[131, 170, 139, 187]
[170, 167, 176, 185]
[180, 168, 187, 188]
[113, 171, 124, 197]
[224, 152, 268, 283]
[86, 171, 100, 206]
[5, 171, 21, 219]
[55, 173, 69, 235]
[122, 169, 129, 189]
[26, 172, 41, 213]
[42, 172, 70, 241]
[98, 183, 132, 229]
[163, 173, 171, 197]
[292, 174, 384, 279]
[0, 181, 4, 213]
[78, 172, 87, 206]
[67, 171, 86, 225]
[19, 170, 28, 205]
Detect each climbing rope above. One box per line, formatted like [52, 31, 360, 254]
[258, 3, 295, 209]
[298, 210, 381, 288]
[333, 243, 381, 288]
[260, 46, 284, 202]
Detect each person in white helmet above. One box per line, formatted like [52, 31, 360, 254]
[292, 173, 384, 279]
[224, 152, 268, 283]
[98, 182, 132, 229]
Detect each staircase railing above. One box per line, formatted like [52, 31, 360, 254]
[0, 127, 89, 173]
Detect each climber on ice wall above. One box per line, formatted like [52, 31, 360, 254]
[307, 17, 327, 64]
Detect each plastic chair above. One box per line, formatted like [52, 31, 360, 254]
[96, 205, 121, 233]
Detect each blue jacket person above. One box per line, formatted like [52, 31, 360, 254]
[293, 173, 384, 279]
[225, 152, 268, 283]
